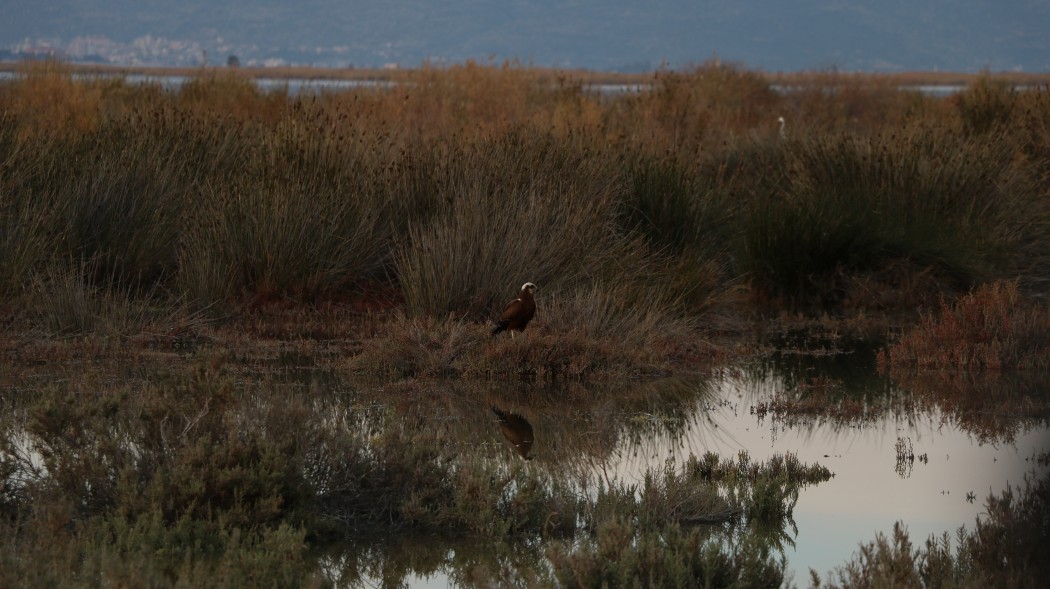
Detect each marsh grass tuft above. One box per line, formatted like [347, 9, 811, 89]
[28, 260, 173, 337]
[181, 173, 392, 305]
[350, 315, 665, 381]
[391, 131, 648, 319]
[345, 313, 486, 378]
[740, 127, 1028, 307]
[957, 74, 1018, 136]
[350, 282, 697, 380]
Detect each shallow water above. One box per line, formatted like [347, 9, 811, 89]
[340, 340, 1049, 586]
[2, 340, 1047, 587]
[0, 70, 995, 98]
[285, 342, 1041, 583]
[604, 374, 1047, 581]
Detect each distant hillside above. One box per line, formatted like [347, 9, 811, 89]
[3, 1, 1048, 72]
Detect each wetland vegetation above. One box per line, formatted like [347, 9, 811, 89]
[1, 59, 1049, 587]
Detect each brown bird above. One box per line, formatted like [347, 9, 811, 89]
[491, 282, 536, 338]
[492, 407, 534, 460]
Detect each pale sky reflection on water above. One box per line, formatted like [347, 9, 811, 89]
[367, 365, 1048, 588]
[395, 387, 1047, 588]
[601, 373, 1050, 583]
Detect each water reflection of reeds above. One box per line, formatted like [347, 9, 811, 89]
[351, 376, 717, 475]
[890, 370, 1050, 444]
[728, 334, 1050, 444]
[3, 344, 1045, 587]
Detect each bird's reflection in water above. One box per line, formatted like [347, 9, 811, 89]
[492, 407, 535, 460]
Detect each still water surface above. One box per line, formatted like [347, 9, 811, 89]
[335, 344, 1048, 587]
[0, 70, 986, 98]
[609, 376, 1046, 581]
[3, 339, 1046, 587]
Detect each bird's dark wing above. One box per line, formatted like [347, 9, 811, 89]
[499, 298, 524, 322]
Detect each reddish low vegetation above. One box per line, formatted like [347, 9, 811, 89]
[879, 281, 1050, 371]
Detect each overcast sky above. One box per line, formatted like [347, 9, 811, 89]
[2, 1, 1047, 71]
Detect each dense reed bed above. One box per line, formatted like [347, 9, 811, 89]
[2, 60, 1048, 355]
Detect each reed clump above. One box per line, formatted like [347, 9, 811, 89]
[1, 59, 104, 139]
[350, 281, 697, 380]
[956, 74, 1019, 136]
[604, 64, 781, 156]
[391, 130, 641, 318]
[739, 125, 1032, 307]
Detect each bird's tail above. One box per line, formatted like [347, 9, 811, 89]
[491, 321, 507, 335]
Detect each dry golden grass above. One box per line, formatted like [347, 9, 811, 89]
[1, 59, 1049, 378]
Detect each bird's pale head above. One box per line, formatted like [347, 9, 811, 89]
[521, 282, 537, 292]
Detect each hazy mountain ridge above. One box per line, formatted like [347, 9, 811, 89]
[2, 1, 1047, 72]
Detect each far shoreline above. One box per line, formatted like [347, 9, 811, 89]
[1, 59, 1049, 88]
